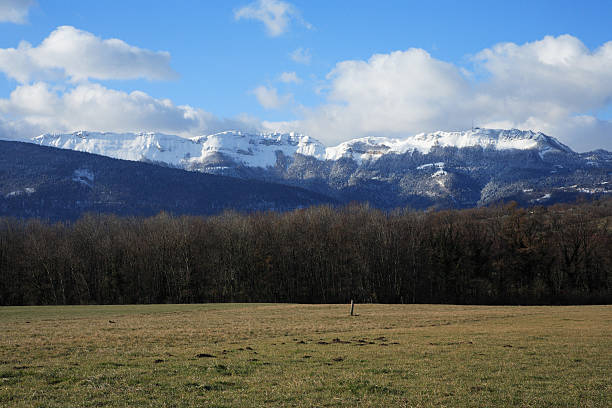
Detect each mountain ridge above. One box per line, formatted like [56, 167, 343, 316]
[23, 128, 612, 210]
[31, 128, 580, 169]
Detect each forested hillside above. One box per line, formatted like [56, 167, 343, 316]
[1, 199, 610, 306]
[0, 140, 335, 220]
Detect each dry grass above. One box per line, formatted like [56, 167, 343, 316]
[0, 303, 610, 407]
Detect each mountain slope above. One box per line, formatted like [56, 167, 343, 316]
[30, 128, 612, 209]
[0, 140, 337, 220]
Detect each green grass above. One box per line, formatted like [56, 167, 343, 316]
[0, 304, 610, 407]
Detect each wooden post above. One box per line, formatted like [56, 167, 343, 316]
[350, 300, 355, 316]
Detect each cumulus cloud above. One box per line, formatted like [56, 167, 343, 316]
[0, 115, 42, 141]
[279, 71, 301, 84]
[286, 35, 612, 151]
[0, 25, 177, 83]
[473, 35, 612, 124]
[538, 115, 612, 153]
[0, 82, 262, 138]
[3, 30, 610, 152]
[290, 47, 311, 64]
[0, 0, 34, 24]
[0, 26, 262, 140]
[234, 0, 311, 37]
[253, 85, 292, 109]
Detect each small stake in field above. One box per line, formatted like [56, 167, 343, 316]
[350, 300, 355, 316]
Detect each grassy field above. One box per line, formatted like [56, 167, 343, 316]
[0, 304, 610, 407]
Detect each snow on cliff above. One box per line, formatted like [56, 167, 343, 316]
[31, 128, 574, 169]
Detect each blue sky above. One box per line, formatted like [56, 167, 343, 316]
[0, 0, 611, 151]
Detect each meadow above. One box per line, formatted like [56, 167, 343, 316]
[0, 304, 610, 407]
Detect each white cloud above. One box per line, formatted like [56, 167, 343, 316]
[253, 85, 292, 109]
[234, 0, 311, 37]
[286, 35, 612, 151]
[0, 26, 264, 141]
[0, 25, 177, 83]
[0, 116, 42, 141]
[279, 71, 301, 84]
[473, 35, 612, 122]
[296, 49, 472, 144]
[2, 30, 610, 152]
[290, 47, 311, 64]
[0, 82, 262, 138]
[0, 0, 34, 24]
[515, 115, 612, 153]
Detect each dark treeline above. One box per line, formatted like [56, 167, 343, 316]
[1, 199, 611, 306]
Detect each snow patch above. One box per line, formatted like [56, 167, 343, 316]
[5, 188, 36, 198]
[73, 168, 94, 187]
[432, 168, 447, 178]
[536, 193, 552, 202]
[417, 162, 445, 170]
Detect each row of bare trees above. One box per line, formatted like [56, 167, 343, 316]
[0, 199, 610, 305]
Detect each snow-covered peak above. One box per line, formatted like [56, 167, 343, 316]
[412, 128, 573, 153]
[322, 128, 573, 163]
[32, 130, 327, 169]
[325, 137, 396, 163]
[30, 128, 574, 169]
[190, 130, 326, 167]
[33, 131, 198, 164]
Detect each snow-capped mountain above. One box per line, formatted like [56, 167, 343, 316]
[33, 130, 326, 169]
[323, 128, 573, 163]
[33, 128, 573, 168]
[31, 128, 611, 209]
